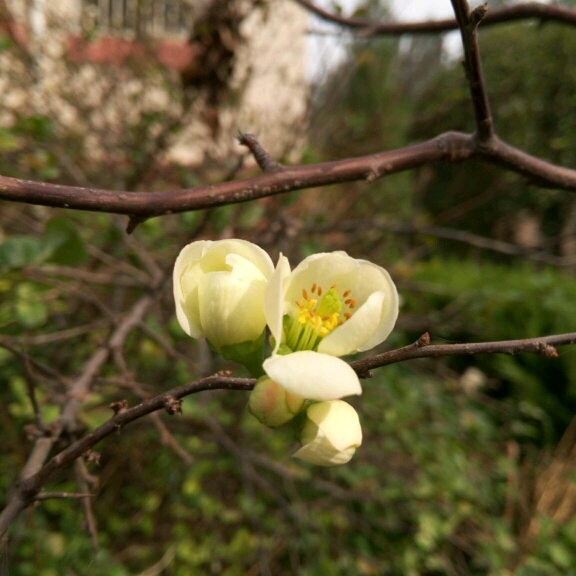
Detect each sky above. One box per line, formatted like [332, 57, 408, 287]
[306, 0, 464, 81]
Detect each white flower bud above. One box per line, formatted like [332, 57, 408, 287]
[248, 377, 304, 427]
[173, 239, 273, 350]
[294, 400, 362, 466]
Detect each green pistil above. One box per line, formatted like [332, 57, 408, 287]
[315, 288, 342, 317]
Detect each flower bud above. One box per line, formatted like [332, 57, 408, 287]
[294, 400, 362, 466]
[248, 377, 305, 427]
[173, 239, 274, 350]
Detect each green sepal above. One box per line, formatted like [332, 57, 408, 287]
[217, 330, 266, 378]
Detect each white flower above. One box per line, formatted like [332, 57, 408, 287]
[173, 239, 274, 350]
[294, 400, 362, 466]
[262, 251, 398, 399]
[266, 251, 398, 356]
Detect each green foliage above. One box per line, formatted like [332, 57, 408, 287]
[2, 9, 576, 576]
[410, 22, 576, 240]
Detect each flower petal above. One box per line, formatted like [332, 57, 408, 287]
[293, 439, 357, 466]
[293, 400, 362, 466]
[226, 253, 268, 282]
[264, 254, 291, 354]
[173, 241, 212, 337]
[318, 291, 385, 356]
[198, 272, 267, 349]
[285, 252, 359, 307]
[263, 351, 361, 400]
[355, 263, 398, 351]
[202, 239, 274, 278]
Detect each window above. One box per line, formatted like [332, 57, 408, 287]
[82, 0, 193, 38]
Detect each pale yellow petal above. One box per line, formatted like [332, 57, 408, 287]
[318, 291, 385, 356]
[264, 255, 291, 354]
[263, 351, 361, 400]
[198, 273, 266, 348]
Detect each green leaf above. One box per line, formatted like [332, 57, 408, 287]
[0, 235, 42, 269]
[41, 217, 88, 265]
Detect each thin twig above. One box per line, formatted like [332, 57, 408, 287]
[74, 459, 99, 551]
[238, 132, 284, 173]
[306, 218, 575, 267]
[450, 0, 494, 141]
[34, 492, 94, 501]
[350, 332, 576, 378]
[294, 0, 576, 35]
[0, 374, 255, 538]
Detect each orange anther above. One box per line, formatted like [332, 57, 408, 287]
[344, 312, 352, 320]
[311, 283, 317, 293]
[331, 284, 337, 289]
[296, 300, 303, 308]
[349, 299, 357, 308]
[345, 299, 353, 306]
[302, 288, 309, 300]
[317, 286, 323, 296]
[338, 321, 343, 326]
[343, 289, 351, 297]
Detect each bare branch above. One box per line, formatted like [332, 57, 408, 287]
[350, 332, 576, 378]
[0, 374, 255, 537]
[238, 132, 284, 173]
[3, 131, 576, 219]
[451, 0, 494, 140]
[306, 219, 575, 267]
[34, 492, 94, 501]
[294, 0, 576, 36]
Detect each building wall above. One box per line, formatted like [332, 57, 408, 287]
[0, 0, 308, 168]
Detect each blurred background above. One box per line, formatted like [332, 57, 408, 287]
[1, 0, 576, 574]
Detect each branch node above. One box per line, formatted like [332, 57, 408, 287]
[238, 131, 283, 173]
[215, 370, 233, 377]
[541, 344, 559, 359]
[417, 332, 431, 347]
[163, 396, 183, 415]
[470, 3, 488, 29]
[365, 169, 383, 183]
[84, 449, 101, 465]
[109, 399, 128, 415]
[126, 215, 147, 235]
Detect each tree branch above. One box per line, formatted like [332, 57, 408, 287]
[2, 131, 576, 221]
[294, 0, 576, 36]
[305, 218, 575, 267]
[0, 375, 255, 537]
[350, 332, 576, 378]
[3, 327, 576, 534]
[451, 0, 494, 141]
